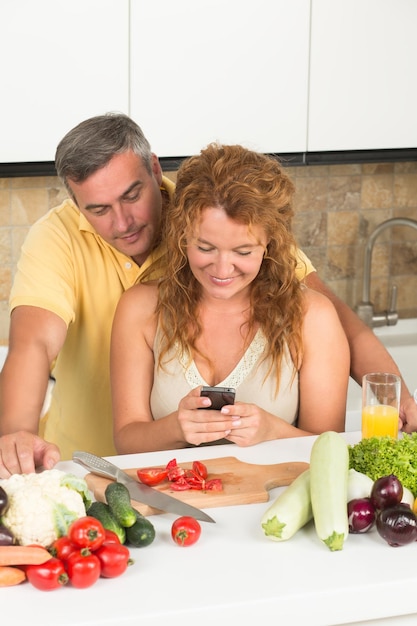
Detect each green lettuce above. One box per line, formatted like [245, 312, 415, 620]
[349, 433, 417, 497]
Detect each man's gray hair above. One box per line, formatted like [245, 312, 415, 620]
[55, 112, 153, 197]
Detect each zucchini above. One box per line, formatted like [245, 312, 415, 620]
[310, 431, 349, 551]
[104, 482, 137, 528]
[261, 469, 312, 541]
[125, 510, 156, 548]
[87, 501, 126, 544]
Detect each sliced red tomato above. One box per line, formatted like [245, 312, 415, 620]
[170, 477, 192, 491]
[192, 460, 208, 480]
[137, 457, 223, 491]
[204, 478, 223, 491]
[136, 467, 168, 486]
[167, 464, 186, 482]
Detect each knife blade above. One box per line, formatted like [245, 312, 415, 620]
[72, 450, 215, 523]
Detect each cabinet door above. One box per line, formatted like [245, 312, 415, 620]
[0, 0, 129, 163]
[130, 0, 310, 157]
[308, 0, 417, 151]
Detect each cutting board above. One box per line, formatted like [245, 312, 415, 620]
[85, 456, 309, 517]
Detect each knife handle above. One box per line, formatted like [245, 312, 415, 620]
[72, 450, 119, 480]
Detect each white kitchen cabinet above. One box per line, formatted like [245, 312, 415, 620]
[130, 0, 310, 157]
[0, 0, 129, 163]
[308, 0, 417, 151]
[2, 0, 415, 166]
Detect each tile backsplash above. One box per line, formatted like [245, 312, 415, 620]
[0, 161, 416, 344]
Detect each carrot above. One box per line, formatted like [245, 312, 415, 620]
[0, 545, 51, 566]
[0, 565, 27, 586]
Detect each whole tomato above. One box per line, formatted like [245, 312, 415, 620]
[103, 529, 122, 544]
[66, 549, 101, 588]
[68, 516, 106, 551]
[95, 543, 132, 578]
[171, 516, 201, 547]
[50, 536, 77, 562]
[26, 557, 69, 591]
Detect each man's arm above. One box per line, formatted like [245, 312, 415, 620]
[304, 271, 417, 432]
[0, 306, 67, 476]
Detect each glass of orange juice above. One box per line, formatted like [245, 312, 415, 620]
[362, 373, 401, 439]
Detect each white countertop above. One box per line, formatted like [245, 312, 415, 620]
[8, 431, 417, 626]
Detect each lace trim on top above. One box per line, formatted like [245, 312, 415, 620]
[180, 328, 266, 388]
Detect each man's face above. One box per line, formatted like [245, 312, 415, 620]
[68, 150, 163, 265]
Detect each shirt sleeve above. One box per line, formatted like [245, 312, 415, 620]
[9, 216, 76, 326]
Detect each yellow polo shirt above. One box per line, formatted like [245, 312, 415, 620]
[9, 174, 314, 460]
[10, 177, 173, 460]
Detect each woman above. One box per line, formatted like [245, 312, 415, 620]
[110, 143, 350, 453]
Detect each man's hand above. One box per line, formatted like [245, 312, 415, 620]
[400, 394, 417, 434]
[0, 431, 61, 478]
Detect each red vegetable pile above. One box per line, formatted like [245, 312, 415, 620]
[347, 474, 417, 547]
[137, 458, 223, 492]
[26, 516, 133, 591]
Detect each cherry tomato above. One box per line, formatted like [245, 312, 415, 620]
[95, 543, 132, 578]
[68, 516, 106, 551]
[171, 516, 202, 547]
[26, 557, 69, 591]
[66, 549, 101, 588]
[49, 536, 78, 562]
[136, 467, 168, 486]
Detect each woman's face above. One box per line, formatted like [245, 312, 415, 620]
[186, 206, 268, 301]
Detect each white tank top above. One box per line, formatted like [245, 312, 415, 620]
[150, 328, 299, 424]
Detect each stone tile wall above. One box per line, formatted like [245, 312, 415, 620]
[0, 162, 416, 344]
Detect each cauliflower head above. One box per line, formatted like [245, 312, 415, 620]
[0, 469, 91, 547]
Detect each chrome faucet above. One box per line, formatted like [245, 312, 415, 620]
[355, 217, 417, 328]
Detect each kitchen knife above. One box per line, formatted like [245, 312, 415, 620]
[72, 450, 215, 523]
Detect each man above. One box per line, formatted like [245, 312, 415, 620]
[0, 113, 415, 477]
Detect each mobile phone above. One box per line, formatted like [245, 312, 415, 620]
[200, 386, 235, 410]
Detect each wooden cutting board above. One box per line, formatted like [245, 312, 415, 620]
[85, 456, 309, 517]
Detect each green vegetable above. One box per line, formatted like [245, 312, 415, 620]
[105, 482, 137, 528]
[87, 501, 126, 544]
[125, 510, 156, 548]
[261, 469, 312, 541]
[310, 431, 349, 551]
[348, 434, 417, 497]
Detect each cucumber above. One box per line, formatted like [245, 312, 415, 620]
[261, 469, 312, 541]
[310, 431, 349, 551]
[104, 482, 137, 528]
[87, 501, 126, 544]
[125, 510, 156, 548]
